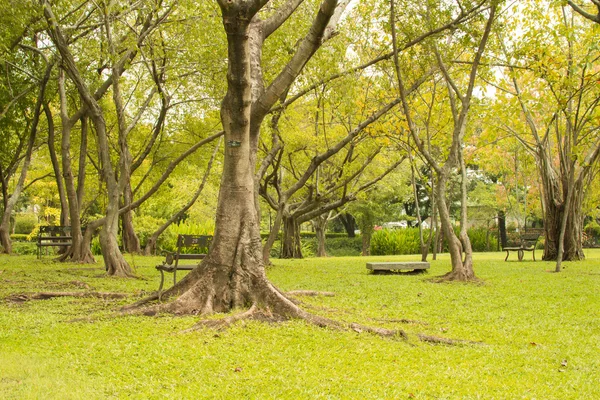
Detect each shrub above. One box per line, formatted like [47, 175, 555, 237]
[371, 228, 421, 255]
[325, 236, 363, 256]
[13, 213, 38, 234]
[10, 234, 30, 242]
[371, 227, 499, 255]
[11, 241, 37, 255]
[468, 227, 498, 252]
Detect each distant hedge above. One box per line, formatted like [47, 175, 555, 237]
[371, 227, 498, 255]
[10, 234, 31, 242]
[260, 231, 349, 239]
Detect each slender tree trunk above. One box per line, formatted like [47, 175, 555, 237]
[76, 117, 88, 208]
[435, 173, 474, 280]
[409, 148, 427, 260]
[457, 149, 474, 272]
[44, 103, 69, 226]
[262, 206, 283, 265]
[121, 183, 141, 254]
[361, 229, 372, 256]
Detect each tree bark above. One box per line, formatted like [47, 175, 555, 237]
[281, 214, 303, 258]
[121, 183, 141, 254]
[137, 0, 344, 317]
[339, 212, 356, 237]
[313, 214, 328, 257]
[361, 230, 372, 256]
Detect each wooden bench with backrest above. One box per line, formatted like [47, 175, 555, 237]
[156, 234, 212, 296]
[37, 225, 72, 259]
[503, 231, 542, 261]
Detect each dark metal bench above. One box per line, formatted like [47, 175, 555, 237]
[503, 232, 542, 261]
[156, 234, 212, 297]
[37, 225, 72, 259]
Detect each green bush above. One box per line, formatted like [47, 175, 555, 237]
[13, 213, 37, 234]
[371, 228, 421, 255]
[325, 236, 363, 256]
[468, 227, 498, 252]
[12, 241, 37, 255]
[10, 234, 30, 242]
[371, 227, 499, 255]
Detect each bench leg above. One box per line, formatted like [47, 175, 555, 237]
[532, 249, 536, 261]
[158, 270, 166, 301]
[173, 269, 177, 287]
[518, 249, 524, 261]
[505, 250, 509, 261]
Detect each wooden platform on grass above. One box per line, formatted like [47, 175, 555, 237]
[366, 261, 430, 273]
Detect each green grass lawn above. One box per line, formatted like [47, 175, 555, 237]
[1, 250, 599, 399]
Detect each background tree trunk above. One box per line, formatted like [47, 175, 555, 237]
[121, 184, 141, 254]
[313, 214, 328, 257]
[281, 215, 302, 258]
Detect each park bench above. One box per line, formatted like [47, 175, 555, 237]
[366, 261, 430, 274]
[156, 234, 212, 296]
[503, 232, 542, 261]
[37, 225, 72, 259]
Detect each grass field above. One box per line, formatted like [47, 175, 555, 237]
[1, 250, 599, 399]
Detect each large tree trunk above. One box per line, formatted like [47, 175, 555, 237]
[143, 0, 342, 317]
[151, 7, 269, 312]
[542, 178, 585, 261]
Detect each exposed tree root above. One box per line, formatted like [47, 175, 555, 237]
[350, 323, 408, 339]
[371, 317, 429, 325]
[428, 271, 484, 284]
[41, 280, 93, 290]
[7, 291, 128, 302]
[285, 290, 335, 297]
[417, 333, 484, 346]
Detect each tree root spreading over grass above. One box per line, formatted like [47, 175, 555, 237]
[7, 291, 129, 302]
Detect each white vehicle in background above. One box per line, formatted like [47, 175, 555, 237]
[382, 221, 408, 229]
